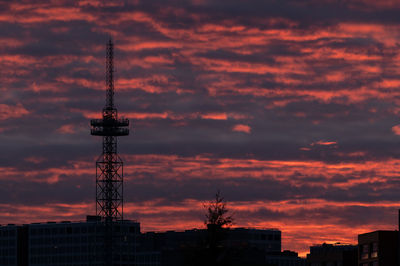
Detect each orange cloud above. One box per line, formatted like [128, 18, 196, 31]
[200, 112, 228, 120]
[117, 75, 181, 93]
[57, 124, 75, 134]
[232, 124, 251, 134]
[0, 103, 29, 120]
[75, 109, 249, 122]
[56, 77, 102, 89]
[5, 4, 98, 24]
[312, 140, 337, 146]
[392, 125, 400, 135]
[0, 202, 93, 225]
[378, 79, 400, 88]
[24, 157, 46, 164]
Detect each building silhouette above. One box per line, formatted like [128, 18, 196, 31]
[0, 224, 25, 266]
[138, 228, 303, 266]
[358, 230, 398, 266]
[138, 227, 283, 266]
[306, 243, 358, 266]
[0, 216, 140, 266]
[266, 250, 306, 266]
[0, 222, 294, 266]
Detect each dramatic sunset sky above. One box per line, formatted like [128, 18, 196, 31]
[3, 0, 400, 256]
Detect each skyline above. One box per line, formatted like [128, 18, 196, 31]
[2, 0, 400, 255]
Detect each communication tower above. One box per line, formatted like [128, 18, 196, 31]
[90, 39, 129, 265]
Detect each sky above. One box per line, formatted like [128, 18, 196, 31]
[2, 0, 400, 256]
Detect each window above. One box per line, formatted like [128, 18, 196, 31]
[73, 227, 80, 234]
[361, 244, 369, 259]
[371, 242, 378, 258]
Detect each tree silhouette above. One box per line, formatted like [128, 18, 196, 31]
[201, 190, 234, 266]
[187, 191, 274, 266]
[204, 190, 234, 228]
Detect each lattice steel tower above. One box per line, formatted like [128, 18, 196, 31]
[90, 39, 129, 222]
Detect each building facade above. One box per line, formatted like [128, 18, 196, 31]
[358, 230, 398, 266]
[0, 224, 26, 266]
[0, 222, 285, 266]
[140, 227, 282, 266]
[266, 250, 306, 266]
[28, 221, 139, 265]
[306, 243, 358, 266]
[0, 216, 140, 266]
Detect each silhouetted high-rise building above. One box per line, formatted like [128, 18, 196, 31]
[306, 243, 358, 266]
[358, 230, 398, 266]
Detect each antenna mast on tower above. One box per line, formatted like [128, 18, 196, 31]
[91, 39, 129, 222]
